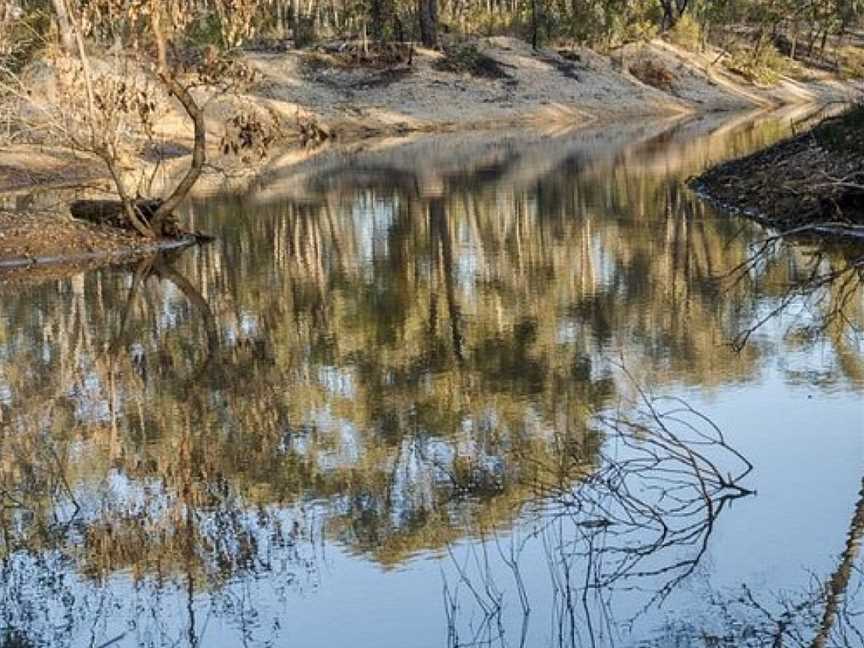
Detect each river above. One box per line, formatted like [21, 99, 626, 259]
[1, 107, 862, 648]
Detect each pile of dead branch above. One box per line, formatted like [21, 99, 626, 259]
[70, 199, 173, 234]
[433, 42, 513, 80]
[692, 104, 864, 237]
[296, 113, 333, 147]
[314, 40, 414, 68]
[69, 199, 211, 242]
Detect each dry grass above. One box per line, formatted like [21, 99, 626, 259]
[667, 14, 702, 51]
[839, 45, 864, 79]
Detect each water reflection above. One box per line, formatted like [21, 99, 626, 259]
[0, 109, 862, 646]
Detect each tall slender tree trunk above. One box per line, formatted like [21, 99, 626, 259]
[418, 0, 438, 47]
[370, 0, 387, 40]
[50, 0, 76, 54]
[429, 199, 464, 363]
[810, 479, 864, 648]
[819, 27, 829, 58]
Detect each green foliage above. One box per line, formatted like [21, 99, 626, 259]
[185, 12, 225, 49]
[726, 42, 790, 85]
[0, 5, 52, 75]
[4, 0, 863, 79]
[667, 12, 702, 50]
[294, 15, 317, 48]
[461, 5, 518, 37]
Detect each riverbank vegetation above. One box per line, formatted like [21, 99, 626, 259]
[7, 0, 860, 70]
[694, 103, 864, 237]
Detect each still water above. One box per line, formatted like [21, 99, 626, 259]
[1, 108, 863, 648]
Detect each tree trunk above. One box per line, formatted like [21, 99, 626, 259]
[429, 198, 464, 363]
[370, 0, 388, 40]
[819, 27, 829, 59]
[148, 5, 206, 235]
[417, 0, 438, 47]
[531, 0, 540, 49]
[810, 479, 864, 648]
[50, 0, 76, 54]
[659, 0, 676, 31]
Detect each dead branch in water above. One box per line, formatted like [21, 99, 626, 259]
[443, 374, 756, 646]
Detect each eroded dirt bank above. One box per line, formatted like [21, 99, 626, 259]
[692, 105, 864, 239]
[0, 209, 199, 283]
[249, 37, 859, 135]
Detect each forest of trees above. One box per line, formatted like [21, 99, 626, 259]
[2, 0, 862, 61]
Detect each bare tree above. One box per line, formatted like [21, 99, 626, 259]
[1, 0, 275, 239]
[442, 378, 756, 646]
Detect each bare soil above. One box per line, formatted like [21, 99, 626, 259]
[0, 210, 193, 275]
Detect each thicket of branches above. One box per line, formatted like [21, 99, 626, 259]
[0, 0, 281, 238]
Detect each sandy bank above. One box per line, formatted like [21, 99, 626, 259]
[246, 36, 860, 137]
[1, 36, 860, 196]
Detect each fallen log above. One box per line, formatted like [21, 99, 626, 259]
[70, 199, 163, 229]
[70, 198, 215, 242]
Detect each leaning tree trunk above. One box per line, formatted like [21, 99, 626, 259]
[147, 7, 206, 236]
[810, 479, 864, 648]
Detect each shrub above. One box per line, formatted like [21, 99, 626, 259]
[726, 42, 790, 85]
[839, 45, 864, 80]
[185, 12, 224, 48]
[667, 13, 702, 51]
[434, 42, 513, 79]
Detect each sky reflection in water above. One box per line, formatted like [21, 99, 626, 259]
[0, 108, 863, 648]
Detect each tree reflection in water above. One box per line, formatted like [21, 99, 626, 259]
[0, 111, 861, 647]
[720, 236, 864, 368]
